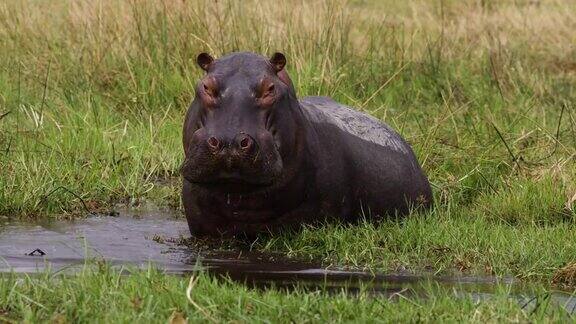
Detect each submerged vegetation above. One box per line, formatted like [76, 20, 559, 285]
[0, 0, 575, 321]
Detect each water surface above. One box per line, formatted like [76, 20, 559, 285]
[0, 209, 574, 314]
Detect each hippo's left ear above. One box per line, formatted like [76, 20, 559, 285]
[197, 53, 214, 72]
[270, 52, 286, 73]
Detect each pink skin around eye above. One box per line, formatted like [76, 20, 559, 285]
[258, 80, 276, 107]
[200, 77, 218, 107]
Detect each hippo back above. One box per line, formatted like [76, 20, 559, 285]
[298, 96, 431, 217]
[299, 96, 414, 159]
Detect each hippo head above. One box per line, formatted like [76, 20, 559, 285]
[181, 52, 300, 193]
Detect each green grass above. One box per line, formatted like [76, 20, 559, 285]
[1, 0, 576, 321]
[0, 266, 574, 323]
[259, 214, 576, 281]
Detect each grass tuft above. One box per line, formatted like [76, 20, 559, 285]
[552, 262, 576, 288]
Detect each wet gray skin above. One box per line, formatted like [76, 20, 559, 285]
[0, 211, 574, 314]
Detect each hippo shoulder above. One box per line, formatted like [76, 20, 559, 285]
[299, 96, 410, 155]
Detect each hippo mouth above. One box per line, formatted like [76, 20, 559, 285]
[184, 173, 274, 193]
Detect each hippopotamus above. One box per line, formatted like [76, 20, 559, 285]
[181, 52, 432, 236]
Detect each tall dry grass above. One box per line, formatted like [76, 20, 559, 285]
[0, 0, 574, 220]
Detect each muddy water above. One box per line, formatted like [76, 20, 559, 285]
[0, 210, 574, 313]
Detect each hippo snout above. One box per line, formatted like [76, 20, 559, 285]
[182, 128, 281, 190]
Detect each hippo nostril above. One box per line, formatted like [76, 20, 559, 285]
[237, 134, 254, 151]
[240, 138, 250, 149]
[207, 136, 220, 150]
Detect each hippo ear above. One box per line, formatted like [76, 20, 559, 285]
[270, 52, 294, 89]
[269, 52, 286, 73]
[197, 53, 214, 72]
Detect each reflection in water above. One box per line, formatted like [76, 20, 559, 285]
[0, 210, 574, 314]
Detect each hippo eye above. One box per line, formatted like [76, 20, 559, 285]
[262, 83, 275, 99]
[267, 84, 275, 93]
[203, 83, 213, 96]
[201, 78, 218, 98]
[257, 79, 276, 106]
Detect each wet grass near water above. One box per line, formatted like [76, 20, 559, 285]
[0, 266, 575, 323]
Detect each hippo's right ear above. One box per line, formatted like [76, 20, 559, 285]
[269, 52, 286, 73]
[270, 52, 294, 89]
[196, 53, 214, 72]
